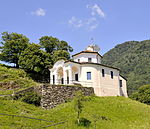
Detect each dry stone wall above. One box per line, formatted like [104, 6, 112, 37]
[39, 84, 94, 109]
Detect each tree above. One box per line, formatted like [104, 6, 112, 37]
[39, 36, 73, 54]
[39, 36, 59, 54]
[74, 91, 84, 124]
[19, 43, 52, 74]
[130, 84, 150, 105]
[58, 40, 73, 52]
[39, 36, 73, 64]
[53, 50, 70, 63]
[0, 32, 29, 68]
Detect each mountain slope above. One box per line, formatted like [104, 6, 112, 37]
[0, 96, 150, 129]
[102, 40, 150, 94]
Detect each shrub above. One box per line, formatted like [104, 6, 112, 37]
[130, 84, 150, 105]
[20, 91, 41, 106]
[75, 117, 91, 127]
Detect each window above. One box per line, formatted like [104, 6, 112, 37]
[120, 80, 122, 87]
[78, 59, 80, 62]
[110, 71, 113, 79]
[102, 69, 105, 77]
[75, 74, 78, 81]
[88, 58, 92, 62]
[53, 75, 55, 84]
[87, 72, 91, 80]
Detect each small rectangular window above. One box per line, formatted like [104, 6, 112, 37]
[88, 58, 92, 62]
[120, 80, 122, 87]
[102, 69, 105, 77]
[78, 59, 80, 62]
[87, 72, 91, 80]
[111, 71, 113, 79]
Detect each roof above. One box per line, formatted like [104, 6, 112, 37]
[72, 51, 103, 58]
[65, 60, 120, 71]
[119, 74, 127, 81]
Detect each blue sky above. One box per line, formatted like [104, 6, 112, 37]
[0, 0, 150, 56]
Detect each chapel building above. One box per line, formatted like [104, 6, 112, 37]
[49, 44, 128, 97]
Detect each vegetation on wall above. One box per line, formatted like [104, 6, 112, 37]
[20, 91, 41, 106]
[102, 40, 150, 95]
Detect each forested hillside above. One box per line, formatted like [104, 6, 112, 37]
[102, 40, 150, 95]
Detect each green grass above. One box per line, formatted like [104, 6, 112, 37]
[0, 64, 37, 95]
[0, 64, 150, 128]
[0, 96, 150, 129]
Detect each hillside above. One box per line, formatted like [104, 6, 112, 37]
[0, 64, 37, 95]
[102, 40, 150, 95]
[0, 96, 150, 129]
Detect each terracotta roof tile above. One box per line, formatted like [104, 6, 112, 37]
[72, 51, 103, 58]
[64, 60, 120, 71]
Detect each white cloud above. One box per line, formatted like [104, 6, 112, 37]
[68, 16, 83, 28]
[86, 17, 97, 25]
[89, 24, 98, 31]
[68, 16, 98, 31]
[68, 4, 104, 31]
[86, 17, 99, 31]
[31, 8, 46, 16]
[87, 4, 105, 17]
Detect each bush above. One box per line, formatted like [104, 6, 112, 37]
[130, 84, 150, 105]
[20, 91, 41, 106]
[75, 117, 91, 127]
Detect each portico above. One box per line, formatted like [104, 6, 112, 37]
[50, 60, 80, 85]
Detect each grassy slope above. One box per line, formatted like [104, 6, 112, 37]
[0, 64, 37, 95]
[0, 96, 150, 129]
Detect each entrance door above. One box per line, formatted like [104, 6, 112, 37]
[75, 74, 78, 81]
[67, 77, 69, 84]
[53, 75, 55, 84]
[61, 78, 64, 84]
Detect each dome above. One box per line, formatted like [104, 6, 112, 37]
[86, 44, 100, 52]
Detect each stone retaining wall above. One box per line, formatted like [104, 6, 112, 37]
[39, 84, 94, 109]
[15, 87, 34, 95]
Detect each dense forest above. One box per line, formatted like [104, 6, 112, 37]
[102, 40, 150, 95]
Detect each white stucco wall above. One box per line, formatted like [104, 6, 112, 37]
[49, 60, 128, 97]
[98, 67, 120, 96]
[79, 64, 121, 96]
[79, 64, 98, 88]
[119, 76, 128, 97]
[73, 53, 101, 63]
